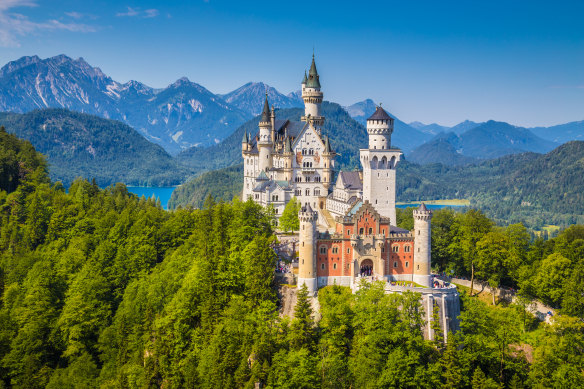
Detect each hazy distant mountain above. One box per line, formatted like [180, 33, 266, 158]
[343, 99, 432, 153]
[408, 121, 558, 165]
[0, 108, 192, 186]
[219, 82, 303, 116]
[408, 121, 450, 135]
[0, 55, 250, 154]
[529, 121, 584, 144]
[449, 120, 481, 134]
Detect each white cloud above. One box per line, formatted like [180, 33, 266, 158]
[116, 6, 159, 18]
[0, 0, 96, 47]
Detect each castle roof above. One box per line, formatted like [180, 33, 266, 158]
[242, 130, 248, 143]
[324, 135, 333, 153]
[302, 70, 307, 84]
[338, 171, 362, 190]
[260, 94, 270, 123]
[367, 105, 392, 121]
[418, 202, 429, 212]
[306, 55, 321, 89]
[257, 170, 269, 181]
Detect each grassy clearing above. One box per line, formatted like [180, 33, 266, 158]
[453, 282, 497, 305]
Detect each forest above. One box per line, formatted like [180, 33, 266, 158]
[1, 129, 583, 388]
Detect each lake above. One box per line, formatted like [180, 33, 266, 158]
[126, 187, 176, 210]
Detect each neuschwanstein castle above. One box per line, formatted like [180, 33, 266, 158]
[241, 56, 459, 338]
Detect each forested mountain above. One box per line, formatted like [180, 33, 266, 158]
[0, 55, 250, 153]
[409, 121, 557, 165]
[399, 141, 584, 227]
[1, 130, 583, 388]
[219, 82, 303, 115]
[408, 133, 478, 166]
[409, 121, 450, 135]
[0, 109, 192, 186]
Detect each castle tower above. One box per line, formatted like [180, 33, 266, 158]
[321, 135, 335, 189]
[298, 203, 318, 295]
[282, 132, 293, 182]
[258, 94, 273, 173]
[242, 131, 253, 200]
[360, 105, 402, 224]
[301, 55, 324, 128]
[413, 203, 433, 287]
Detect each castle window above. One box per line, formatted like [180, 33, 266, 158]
[333, 263, 337, 270]
[418, 248, 420, 252]
[359, 228, 364, 235]
[305, 176, 310, 182]
[332, 247, 339, 254]
[392, 245, 399, 253]
[314, 189, 320, 196]
[305, 189, 310, 196]
[320, 247, 326, 254]
[321, 264, 325, 270]
[347, 248, 350, 253]
[393, 261, 398, 268]
[405, 246, 411, 253]
[369, 228, 372, 235]
[405, 261, 409, 268]
[381, 247, 385, 253]
[417, 265, 420, 270]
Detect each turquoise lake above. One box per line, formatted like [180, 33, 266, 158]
[126, 187, 176, 210]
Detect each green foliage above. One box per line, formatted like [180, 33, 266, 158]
[279, 197, 300, 232]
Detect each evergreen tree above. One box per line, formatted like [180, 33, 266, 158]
[290, 284, 315, 350]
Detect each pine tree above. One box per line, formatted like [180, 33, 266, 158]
[431, 301, 444, 349]
[508, 374, 523, 389]
[440, 339, 466, 388]
[290, 283, 314, 350]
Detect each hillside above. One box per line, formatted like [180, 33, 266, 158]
[530, 120, 584, 144]
[408, 133, 477, 166]
[177, 101, 370, 174]
[0, 109, 192, 187]
[0, 55, 250, 153]
[168, 164, 243, 209]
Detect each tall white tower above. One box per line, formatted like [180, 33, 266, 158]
[257, 94, 273, 173]
[413, 203, 433, 287]
[360, 106, 402, 225]
[301, 55, 324, 129]
[298, 203, 318, 295]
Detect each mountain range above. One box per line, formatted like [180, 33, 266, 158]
[219, 82, 303, 115]
[408, 121, 558, 165]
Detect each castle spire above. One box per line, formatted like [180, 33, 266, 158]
[260, 92, 270, 123]
[302, 70, 308, 84]
[306, 54, 320, 89]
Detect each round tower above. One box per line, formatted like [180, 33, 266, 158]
[298, 203, 318, 295]
[413, 203, 433, 287]
[366, 105, 394, 150]
[302, 55, 324, 127]
[258, 94, 273, 172]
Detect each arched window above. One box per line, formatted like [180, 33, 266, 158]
[405, 245, 411, 253]
[405, 261, 409, 268]
[393, 261, 398, 268]
[320, 246, 326, 254]
[305, 189, 310, 196]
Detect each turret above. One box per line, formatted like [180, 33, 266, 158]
[366, 105, 394, 150]
[413, 203, 433, 287]
[241, 130, 249, 152]
[321, 135, 335, 189]
[298, 203, 318, 295]
[282, 131, 293, 181]
[301, 55, 324, 127]
[258, 93, 273, 172]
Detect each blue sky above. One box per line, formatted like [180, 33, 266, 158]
[0, 0, 582, 127]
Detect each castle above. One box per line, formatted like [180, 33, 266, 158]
[242, 56, 459, 338]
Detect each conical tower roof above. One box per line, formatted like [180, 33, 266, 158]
[302, 70, 308, 84]
[324, 135, 333, 153]
[242, 130, 249, 143]
[260, 93, 270, 123]
[306, 55, 321, 88]
[418, 203, 429, 212]
[284, 136, 292, 153]
[367, 105, 392, 121]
